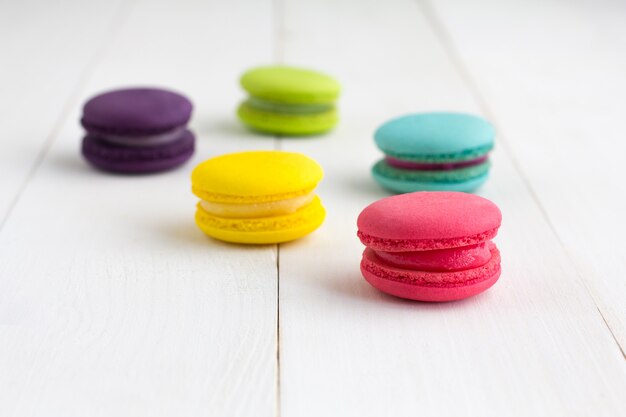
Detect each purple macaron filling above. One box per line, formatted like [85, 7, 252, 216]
[385, 155, 489, 171]
[97, 126, 187, 147]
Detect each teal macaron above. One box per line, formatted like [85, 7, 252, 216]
[372, 112, 495, 193]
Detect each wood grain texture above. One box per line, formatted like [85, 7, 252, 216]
[0, 0, 127, 224]
[277, 0, 626, 416]
[429, 0, 626, 352]
[0, 0, 625, 416]
[0, 0, 278, 416]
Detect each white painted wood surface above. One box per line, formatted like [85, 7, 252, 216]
[0, 0, 625, 416]
[0, 0, 127, 223]
[431, 0, 626, 351]
[0, 1, 278, 416]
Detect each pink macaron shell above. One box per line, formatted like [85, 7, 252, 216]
[375, 242, 493, 272]
[360, 245, 501, 302]
[357, 192, 502, 251]
[362, 267, 500, 302]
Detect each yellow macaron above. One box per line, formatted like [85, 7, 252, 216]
[191, 150, 326, 244]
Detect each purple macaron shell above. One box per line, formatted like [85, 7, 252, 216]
[82, 129, 195, 173]
[81, 88, 193, 136]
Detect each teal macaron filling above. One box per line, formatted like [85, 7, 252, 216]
[372, 159, 491, 184]
[245, 97, 334, 115]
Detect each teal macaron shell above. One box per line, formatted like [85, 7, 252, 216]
[372, 160, 490, 193]
[374, 112, 494, 162]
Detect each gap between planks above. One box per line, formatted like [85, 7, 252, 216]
[274, 0, 285, 415]
[0, 0, 136, 234]
[417, 0, 626, 360]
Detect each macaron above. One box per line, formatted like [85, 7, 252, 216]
[191, 150, 326, 244]
[237, 66, 340, 136]
[372, 112, 494, 193]
[357, 192, 502, 302]
[81, 87, 195, 173]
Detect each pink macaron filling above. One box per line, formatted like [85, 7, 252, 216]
[374, 242, 492, 272]
[361, 246, 501, 302]
[362, 245, 500, 288]
[385, 155, 488, 171]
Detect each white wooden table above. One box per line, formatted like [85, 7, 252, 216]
[1, 0, 625, 415]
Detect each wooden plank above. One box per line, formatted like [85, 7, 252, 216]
[0, 0, 126, 224]
[429, 0, 626, 351]
[0, 0, 278, 416]
[277, 0, 626, 416]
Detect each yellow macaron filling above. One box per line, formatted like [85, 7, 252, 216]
[199, 191, 316, 219]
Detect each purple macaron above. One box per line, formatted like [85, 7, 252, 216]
[81, 87, 195, 173]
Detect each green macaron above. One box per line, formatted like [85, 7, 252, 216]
[237, 66, 341, 136]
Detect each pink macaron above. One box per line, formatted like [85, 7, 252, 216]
[357, 192, 502, 302]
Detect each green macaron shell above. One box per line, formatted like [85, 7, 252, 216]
[372, 159, 491, 193]
[237, 102, 338, 136]
[375, 112, 495, 163]
[240, 66, 341, 105]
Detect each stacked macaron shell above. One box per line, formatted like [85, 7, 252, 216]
[373, 112, 494, 193]
[237, 66, 340, 135]
[357, 192, 502, 302]
[81, 88, 194, 173]
[192, 151, 326, 244]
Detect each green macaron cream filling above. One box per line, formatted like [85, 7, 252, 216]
[245, 97, 334, 115]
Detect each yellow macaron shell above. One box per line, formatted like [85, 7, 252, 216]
[191, 150, 326, 244]
[191, 150, 323, 203]
[195, 196, 326, 244]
